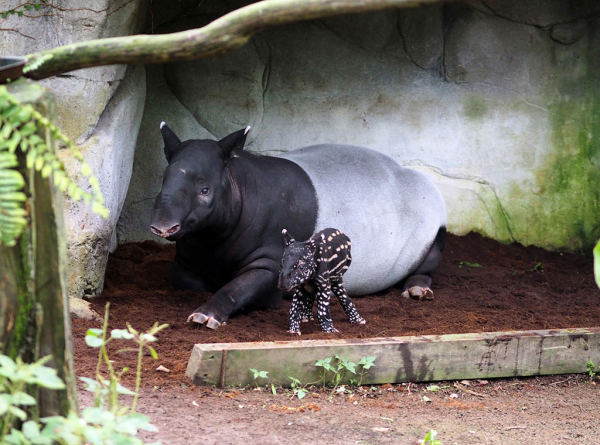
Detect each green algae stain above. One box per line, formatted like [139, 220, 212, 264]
[463, 95, 488, 121]
[532, 92, 600, 250]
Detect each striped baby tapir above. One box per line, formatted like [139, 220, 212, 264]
[278, 228, 365, 334]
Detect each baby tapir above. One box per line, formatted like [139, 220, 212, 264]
[278, 228, 365, 334]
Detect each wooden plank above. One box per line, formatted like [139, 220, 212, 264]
[186, 328, 600, 387]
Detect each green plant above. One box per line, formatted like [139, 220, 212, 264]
[288, 377, 307, 400]
[421, 429, 442, 445]
[458, 261, 483, 271]
[1, 1, 47, 18]
[0, 354, 65, 443]
[594, 239, 600, 289]
[0, 85, 108, 246]
[356, 356, 376, 386]
[315, 355, 376, 389]
[83, 304, 168, 414]
[0, 303, 167, 444]
[531, 262, 544, 272]
[0, 352, 162, 445]
[249, 368, 269, 386]
[587, 359, 596, 379]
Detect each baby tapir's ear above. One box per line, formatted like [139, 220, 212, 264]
[160, 122, 181, 163]
[282, 229, 295, 247]
[219, 126, 250, 158]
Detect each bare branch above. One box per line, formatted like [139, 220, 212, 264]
[23, 0, 466, 80]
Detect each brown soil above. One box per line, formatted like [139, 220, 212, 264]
[72, 233, 600, 444]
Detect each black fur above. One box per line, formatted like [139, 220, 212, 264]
[278, 228, 365, 334]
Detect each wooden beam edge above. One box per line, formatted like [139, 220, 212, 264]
[186, 327, 600, 387]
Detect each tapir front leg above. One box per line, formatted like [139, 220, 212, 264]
[188, 266, 281, 329]
[288, 287, 312, 335]
[315, 282, 338, 333]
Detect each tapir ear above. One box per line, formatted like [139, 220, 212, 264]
[219, 126, 250, 158]
[282, 229, 295, 247]
[160, 122, 181, 162]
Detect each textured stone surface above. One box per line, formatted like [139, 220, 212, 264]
[1, 0, 143, 142]
[550, 19, 590, 45]
[120, 0, 600, 253]
[482, 0, 600, 27]
[2, 0, 146, 298]
[69, 298, 102, 321]
[164, 39, 268, 142]
[63, 64, 146, 298]
[116, 64, 211, 244]
[398, 5, 444, 70]
[322, 10, 399, 50]
[444, 8, 548, 96]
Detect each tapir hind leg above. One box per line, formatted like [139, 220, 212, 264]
[400, 227, 446, 301]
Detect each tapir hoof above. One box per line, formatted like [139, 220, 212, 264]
[401, 286, 434, 301]
[206, 318, 222, 330]
[187, 312, 224, 329]
[322, 327, 339, 334]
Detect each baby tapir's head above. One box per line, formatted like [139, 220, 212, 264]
[278, 229, 317, 291]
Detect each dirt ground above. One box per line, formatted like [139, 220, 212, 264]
[72, 233, 600, 444]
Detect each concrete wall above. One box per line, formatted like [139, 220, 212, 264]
[119, 0, 600, 253]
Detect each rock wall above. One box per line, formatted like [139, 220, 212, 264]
[120, 0, 600, 253]
[1, 0, 146, 297]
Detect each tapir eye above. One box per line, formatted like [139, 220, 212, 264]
[200, 188, 209, 195]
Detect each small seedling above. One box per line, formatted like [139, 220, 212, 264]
[289, 377, 307, 399]
[587, 359, 596, 379]
[458, 261, 483, 272]
[315, 355, 377, 389]
[249, 368, 269, 386]
[357, 356, 377, 386]
[531, 262, 544, 272]
[421, 429, 442, 445]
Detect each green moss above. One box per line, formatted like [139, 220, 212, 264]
[527, 80, 600, 249]
[5, 232, 34, 360]
[463, 95, 488, 121]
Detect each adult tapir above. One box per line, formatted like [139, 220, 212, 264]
[150, 123, 447, 329]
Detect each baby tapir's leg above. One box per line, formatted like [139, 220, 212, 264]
[288, 287, 311, 335]
[331, 277, 365, 325]
[300, 289, 315, 322]
[315, 282, 338, 333]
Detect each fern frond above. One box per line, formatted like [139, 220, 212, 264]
[0, 85, 108, 246]
[0, 151, 27, 246]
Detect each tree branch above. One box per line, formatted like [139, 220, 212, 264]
[24, 0, 466, 80]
